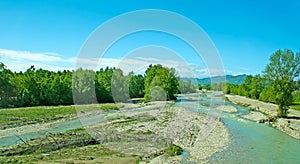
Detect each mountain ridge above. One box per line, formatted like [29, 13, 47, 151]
[181, 74, 247, 85]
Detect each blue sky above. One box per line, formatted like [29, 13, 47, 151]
[0, 0, 299, 77]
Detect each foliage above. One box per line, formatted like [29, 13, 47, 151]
[129, 74, 145, 98]
[73, 68, 96, 104]
[144, 64, 179, 101]
[179, 79, 197, 94]
[202, 84, 211, 90]
[211, 83, 226, 91]
[292, 90, 300, 103]
[0, 63, 16, 107]
[221, 49, 299, 117]
[0, 104, 117, 129]
[166, 144, 183, 156]
[263, 49, 300, 117]
[95, 67, 114, 103]
[0, 63, 183, 107]
[0, 64, 74, 107]
[111, 68, 130, 102]
[198, 83, 202, 90]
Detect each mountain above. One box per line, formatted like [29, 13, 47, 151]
[181, 74, 247, 85]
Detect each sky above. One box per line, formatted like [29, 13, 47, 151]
[0, 0, 300, 78]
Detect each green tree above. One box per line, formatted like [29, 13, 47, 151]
[111, 68, 130, 102]
[198, 83, 202, 90]
[241, 75, 266, 99]
[0, 63, 16, 107]
[179, 79, 197, 94]
[95, 67, 114, 103]
[129, 74, 145, 98]
[264, 49, 300, 117]
[73, 68, 96, 104]
[17, 66, 40, 106]
[144, 64, 179, 101]
[259, 84, 276, 103]
[223, 83, 239, 94]
[203, 84, 211, 90]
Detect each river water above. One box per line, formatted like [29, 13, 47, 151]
[178, 94, 300, 163]
[1, 94, 300, 163]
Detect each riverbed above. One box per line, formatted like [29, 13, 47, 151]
[1, 93, 300, 163]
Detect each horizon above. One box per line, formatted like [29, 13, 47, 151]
[1, 1, 300, 78]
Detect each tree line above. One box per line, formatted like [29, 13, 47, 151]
[0, 63, 198, 108]
[221, 49, 299, 117]
[3, 49, 296, 117]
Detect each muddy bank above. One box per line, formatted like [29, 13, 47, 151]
[226, 94, 300, 140]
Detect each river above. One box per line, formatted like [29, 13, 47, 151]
[1, 94, 300, 163]
[178, 94, 300, 163]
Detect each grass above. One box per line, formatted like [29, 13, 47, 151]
[0, 128, 96, 156]
[290, 101, 300, 111]
[0, 103, 118, 129]
[0, 127, 139, 163]
[0, 102, 182, 163]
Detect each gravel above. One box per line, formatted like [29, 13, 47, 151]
[226, 94, 300, 140]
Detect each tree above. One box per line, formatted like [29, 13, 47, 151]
[95, 67, 114, 103]
[203, 84, 211, 90]
[0, 63, 16, 107]
[259, 84, 276, 103]
[73, 68, 96, 104]
[144, 64, 179, 101]
[129, 74, 145, 98]
[179, 79, 197, 94]
[111, 68, 130, 102]
[198, 84, 202, 90]
[264, 49, 300, 117]
[17, 65, 40, 106]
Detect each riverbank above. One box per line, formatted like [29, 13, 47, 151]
[225, 94, 300, 140]
[0, 101, 230, 163]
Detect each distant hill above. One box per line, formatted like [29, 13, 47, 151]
[181, 74, 247, 86]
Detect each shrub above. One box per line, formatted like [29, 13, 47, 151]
[167, 144, 183, 156]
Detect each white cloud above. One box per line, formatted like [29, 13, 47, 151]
[0, 48, 74, 72]
[0, 48, 62, 62]
[0, 48, 243, 78]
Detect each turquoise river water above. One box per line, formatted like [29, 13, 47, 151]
[1, 94, 300, 163]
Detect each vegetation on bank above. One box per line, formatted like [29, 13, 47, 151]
[0, 103, 117, 129]
[144, 65, 179, 101]
[0, 63, 199, 108]
[210, 49, 299, 116]
[0, 105, 187, 163]
[167, 144, 184, 156]
[0, 128, 139, 163]
[1, 48, 298, 116]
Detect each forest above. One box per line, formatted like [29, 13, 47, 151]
[0, 63, 197, 108]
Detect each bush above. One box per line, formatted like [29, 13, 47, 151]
[167, 144, 183, 156]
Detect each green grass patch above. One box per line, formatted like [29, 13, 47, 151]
[290, 101, 300, 111]
[0, 105, 76, 129]
[0, 103, 119, 129]
[99, 103, 119, 111]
